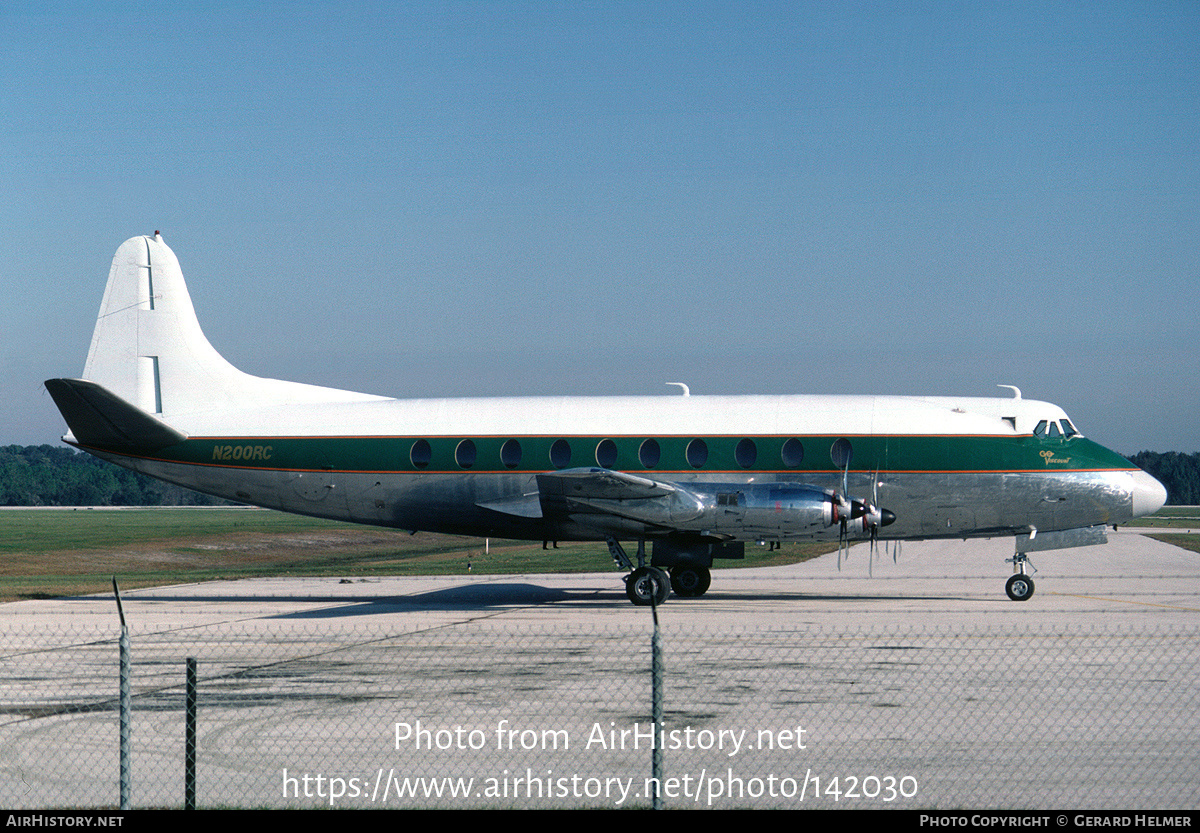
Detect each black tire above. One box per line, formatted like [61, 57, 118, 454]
[626, 567, 669, 606]
[1005, 573, 1035, 602]
[650, 567, 671, 604]
[670, 565, 712, 598]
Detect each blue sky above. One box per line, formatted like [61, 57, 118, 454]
[3, 1, 1197, 453]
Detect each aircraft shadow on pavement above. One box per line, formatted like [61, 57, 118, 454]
[270, 582, 588, 617]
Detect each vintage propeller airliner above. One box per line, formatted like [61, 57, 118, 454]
[45, 234, 1167, 605]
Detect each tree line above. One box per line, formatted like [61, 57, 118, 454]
[2, 444, 1197, 507]
[0, 445, 230, 506]
[1126, 451, 1200, 507]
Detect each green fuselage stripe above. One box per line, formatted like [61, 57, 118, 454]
[164, 434, 1133, 476]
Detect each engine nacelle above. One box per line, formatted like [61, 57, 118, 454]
[695, 482, 896, 541]
[700, 482, 836, 538]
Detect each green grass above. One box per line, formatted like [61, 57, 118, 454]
[1127, 506, 1200, 529]
[1127, 508, 1200, 556]
[0, 506, 355, 553]
[0, 507, 833, 603]
[1146, 533, 1200, 554]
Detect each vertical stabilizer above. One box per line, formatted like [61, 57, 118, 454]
[82, 234, 385, 418]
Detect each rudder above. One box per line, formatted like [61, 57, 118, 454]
[80, 233, 385, 421]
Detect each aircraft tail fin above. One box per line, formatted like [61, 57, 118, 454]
[78, 234, 385, 421]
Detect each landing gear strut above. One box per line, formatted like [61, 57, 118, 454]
[608, 537, 671, 606]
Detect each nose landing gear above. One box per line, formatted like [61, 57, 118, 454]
[1005, 552, 1035, 601]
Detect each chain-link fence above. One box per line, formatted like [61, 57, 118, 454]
[2, 620, 1197, 809]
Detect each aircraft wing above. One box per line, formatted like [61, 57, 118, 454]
[537, 467, 679, 500]
[475, 468, 702, 528]
[477, 467, 703, 525]
[535, 468, 705, 529]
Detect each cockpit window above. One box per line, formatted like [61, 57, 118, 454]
[1033, 418, 1078, 439]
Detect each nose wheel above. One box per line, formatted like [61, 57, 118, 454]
[1005, 573, 1035, 601]
[1005, 552, 1035, 601]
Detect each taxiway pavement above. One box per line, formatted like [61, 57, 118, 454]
[6, 528, 1198, 630]
[3, 531, 1197, 810]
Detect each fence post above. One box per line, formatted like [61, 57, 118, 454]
[113, 577, 130, 810]
[650, 592, 663, 810]
[185, 658, 197, 809]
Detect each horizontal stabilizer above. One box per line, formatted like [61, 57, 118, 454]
[44, 378, 188, 451]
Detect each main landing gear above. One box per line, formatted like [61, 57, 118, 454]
[607, 537, 713, 606]
[626, 566, 671, 606]
[669, 565, 712, 598]
[1005, 552, 1035, 601]
[624, 565, 713, 605]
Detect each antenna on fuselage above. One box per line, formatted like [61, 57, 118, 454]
[997, 385, 1022, 399]
[665, 382, 690, 396]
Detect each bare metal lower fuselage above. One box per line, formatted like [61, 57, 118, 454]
[90, 446, 1139, 544]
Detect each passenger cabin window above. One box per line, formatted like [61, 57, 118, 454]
[638, 439, 660, 469]
[410, 439, 432, 469]
[550, 439, 572, 469]
[455, 439, 477, 469]
[735, 438, 757, 469]
[595, 439, 618, 468]
[500, 439, 522, 469]
[780, 438, 804, 468]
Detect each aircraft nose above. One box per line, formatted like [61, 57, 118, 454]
[1130, 470, 1167, 518]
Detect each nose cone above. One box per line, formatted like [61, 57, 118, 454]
[1131, 470, 1168, 518]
